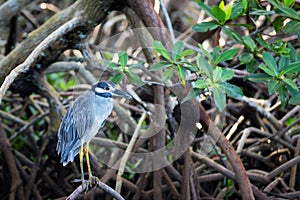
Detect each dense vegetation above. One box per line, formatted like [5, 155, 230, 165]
[0, 0, 299, 199]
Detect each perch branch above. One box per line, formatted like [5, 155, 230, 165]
[0, 16, 82, 104]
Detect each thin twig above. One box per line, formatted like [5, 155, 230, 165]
[115, 112, 147, 194]
[159, 0, 175, 43]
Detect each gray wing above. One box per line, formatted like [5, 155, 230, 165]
[56, 90, 95, 165]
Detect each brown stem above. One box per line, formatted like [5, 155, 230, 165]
[0, 120, 25, 200]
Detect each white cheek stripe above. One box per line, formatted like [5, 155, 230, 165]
[95, 87, 106, 93]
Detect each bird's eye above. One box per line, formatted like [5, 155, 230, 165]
[105, 87, 110, 91]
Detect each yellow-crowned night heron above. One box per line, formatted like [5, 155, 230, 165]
[56, 81, 131, 183]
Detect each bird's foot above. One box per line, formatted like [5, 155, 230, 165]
[88, 175, 99, 187]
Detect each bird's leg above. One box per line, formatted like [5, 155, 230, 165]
[79, 143, 85, 184]
[83, 143, 92, 179]
[84, 142, 98, 185]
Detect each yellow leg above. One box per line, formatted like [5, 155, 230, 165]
[83, 142, 92, 179]
[79, 143, 84, 183]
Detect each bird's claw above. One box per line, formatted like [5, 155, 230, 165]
[88, 175, 99, 187]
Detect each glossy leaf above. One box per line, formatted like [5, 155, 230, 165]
[126, 71, 143, 85]
[150, 62, 172, 71]
[221, 69, 234, 81]
[181, 88, 202, 103]
[262, 52, 278, 76]
[280, 61, 300, 75]
[110, 73, 124, 84]
[278, 85, 288, 108]
[216, 48, 239, 64]
[153, 41, 171, 61]
[239, 52, 254, 64]
[224, 3, 232, 21]
[284, 21, 300, 34]
[197, 54, 213, 78]
[212, 6, 226, 23]
[193, 22, 219, 32]
[246, 73, 271, 82]
[179, 49, 194, 58]
[283, 78, 299, 92]
[177, 65, 186, 85]
[213, 67, 222, 82]
[172, 41, 184, 60]
[290, 93, 300, 105]
[195, 79, 208, 89]
[106, 61, 121, 71]
[283, 0, 295, 7]
[118, 51, 128, 67]
[258, 64, 275, 77]
[197, 2, 215, 20]
[162, 68, 174, 82]
[267, 79, 280, 94]
[223, 82, 243, 98]
[243, 35, 256, 52]
[213, 85, 226, 110]
[230, 1, 244, 19]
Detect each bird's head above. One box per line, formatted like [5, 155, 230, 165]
[93, 81, 132, 99]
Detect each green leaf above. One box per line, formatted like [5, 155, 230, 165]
[242, 0, 248, 10]
[118, 51, 128, 67]
[150, 62, 172, 71]
[181, 88, 202, 104]
[278, 57, 290, 72]
[221, 69, 234, 81]
[212, 6, 226, 23]
[284, 21, 300, 34]
[256, 35, 270, 48]
[278, 85, 288, 108]
[243, 35, 256, 52]
[283, 78, 299, 92]
[129, 62, 143, 69]
[231, 30, 243, 44]
[290, 93, 300, 105]
[126, 71, 143, 85]
[262, 52, 278, 76]
[216, 48, 239, 64]
[239, 52, 254, 64]
[162, 67, 174, 82]
[224, 3, 232, 21]
[153, 41, 171, 61]
[197, 2, 215, 20]
[198, 43, 213, 61]
[110, 73, 124, 84]
[258, 64, 276, 77]
[273, 16, 284, 33]
[275, 4, 300, 20]
[280, 61, 300, 75]
[230, 1, 244, 19]
[246, 73, 271, 82]
[105, 60, 121, 71]
[193, 21, 219, 32]
[197, 54, 213, 78]
[223, 82, 243, 98]
[195, 79, 208, 89]
[179, 49, 194, 58]
[267, 79, 280, 94]
[283, 0, 295, 7]
[172, 41, 184, 60]
[250, 8, 276, 15]
[177, 65, 186, 85]
[213, 85, 226, 110]
[213, 67, 222, 82]
[219, 0, 225, 10]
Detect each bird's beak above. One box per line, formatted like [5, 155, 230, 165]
[112, 88, 132, 99]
